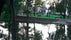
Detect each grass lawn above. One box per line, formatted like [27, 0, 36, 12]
[29, 13, 63, 19]
[22, 13, 71, 19]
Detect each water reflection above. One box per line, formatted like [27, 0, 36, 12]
[18, 23, 69, 40]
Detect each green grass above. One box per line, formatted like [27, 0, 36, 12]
[29, 13, 63, 19]
[23, 13, 70, 19]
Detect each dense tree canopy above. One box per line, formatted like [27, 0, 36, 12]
[55, 0, 66, 13]
[0, 0, 6, 16]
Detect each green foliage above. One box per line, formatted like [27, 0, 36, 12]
[35, 0, 42, 6]
[1, 3, 10, 21]
[55, 0, 66, 13]
[68, 0, 71, 14]
[56, 3, 65, 13]
[13, 0, 23, 15]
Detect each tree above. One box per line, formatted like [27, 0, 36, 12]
[35, 0, 42, 6]
[55, 0, 66, 18]
[0, 0, 6, 16]
[68, 0, 71, 15]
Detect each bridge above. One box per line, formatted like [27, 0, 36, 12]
[15, 16, 71, 24]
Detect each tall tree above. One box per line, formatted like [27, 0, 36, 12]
[68, 0, 71, 15]
[55, 0, 66, 18]
[0, 0, 5, 16]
